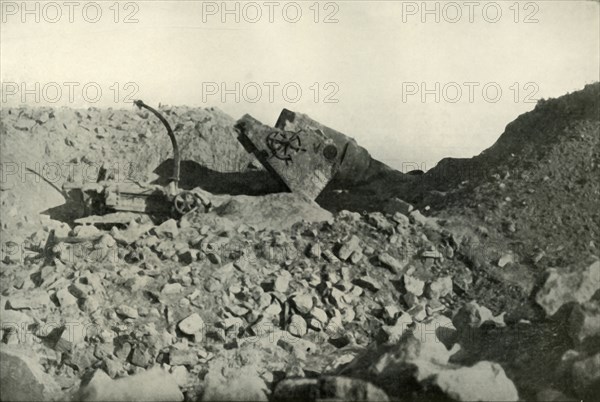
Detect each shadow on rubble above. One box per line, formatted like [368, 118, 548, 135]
[450, 306, 598, 400]
[153, 159, 287, 196]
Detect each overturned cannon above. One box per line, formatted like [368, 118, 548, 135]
[235, 115, 344, 200]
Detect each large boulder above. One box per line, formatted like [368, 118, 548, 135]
[536, 258, 600, 316]
[0, 346, 61, 401]
[78, 367, 183, 401]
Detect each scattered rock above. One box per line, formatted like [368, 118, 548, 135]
[115, 305, 139, 319]
[6, 289, 52, 310]
[426, 276, 453, 300]
[353, 276, 381, 292]
[292, 294, 314, 315]
[337, 235, 362, 261]
[434, 361, 519, 401]
[152, 219, 179, 239]
[169, 348, 199, 366]
[178, 313, 205, 335]
[377, 253, 407, 273]
[403, 274, 425, 296]
[288, 314, 308, 337]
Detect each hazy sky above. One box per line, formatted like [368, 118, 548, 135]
[2, 1, 599, 171]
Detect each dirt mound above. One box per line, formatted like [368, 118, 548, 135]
[420, 83, 600, 278]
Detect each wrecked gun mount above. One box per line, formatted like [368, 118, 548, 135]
[63, 100, 210, 224]
[235, 115, 345, 200]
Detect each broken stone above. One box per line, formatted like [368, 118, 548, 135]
[115, 305, 139, 319]
[536, 258, 600, 316]
[169, 348, 199, 366]
[379, 313, 413, 344]
[277, 332, 316, 358]
[307, 243, 322, 258]
[161, 282, 183, 295]
[497, 253, 515, 268]
[403, 274, 425, 296]
[421, 249, 443, 259]
[349, 249, 364, 264]
[272, 270, 291, 292]
[322, 249, 340, 263]
[7, 289, 51, 310]
[378, 253, 407, 274]
[292, 294, 313, 315]
[222, 316, 244, 330]
[78, 367, 183, 401]
[152, 219, 179, 239]
[572, 352, 600, 399]
[337, 235, 361, 261]
[381, 304, 400, 321]
[365, 213, 392, 232]
[568, 299, 600, 343]
[130, 344, 153, 368]
[433, 361, 519, 401]
[426, 276, 453, 300]
[114, 342, 132, 361]
[56, 287, 78, 308]
[353, 276, 381, 292]
[408, 304, 427, 322]
[72, 225, 101, 238]
[289, 314, 308, 337]
[201, 357, 269, 401]
[0, 347, 61, 401]
[53, 324, 87, 352]
[339, 332, 452, 396]
[452, 302, 504, 342]
[178, 313, 205, 335]
[310, 307, 329, 324]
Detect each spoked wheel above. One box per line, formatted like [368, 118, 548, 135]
[173, 191, 199, 215]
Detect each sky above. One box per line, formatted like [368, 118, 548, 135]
[1, 0, 599, 171]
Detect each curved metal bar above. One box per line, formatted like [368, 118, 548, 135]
[134, 100, 180, 186]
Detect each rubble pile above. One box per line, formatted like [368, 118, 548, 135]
[1, 83, 599, 401]
[1, 201, 598, 401]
